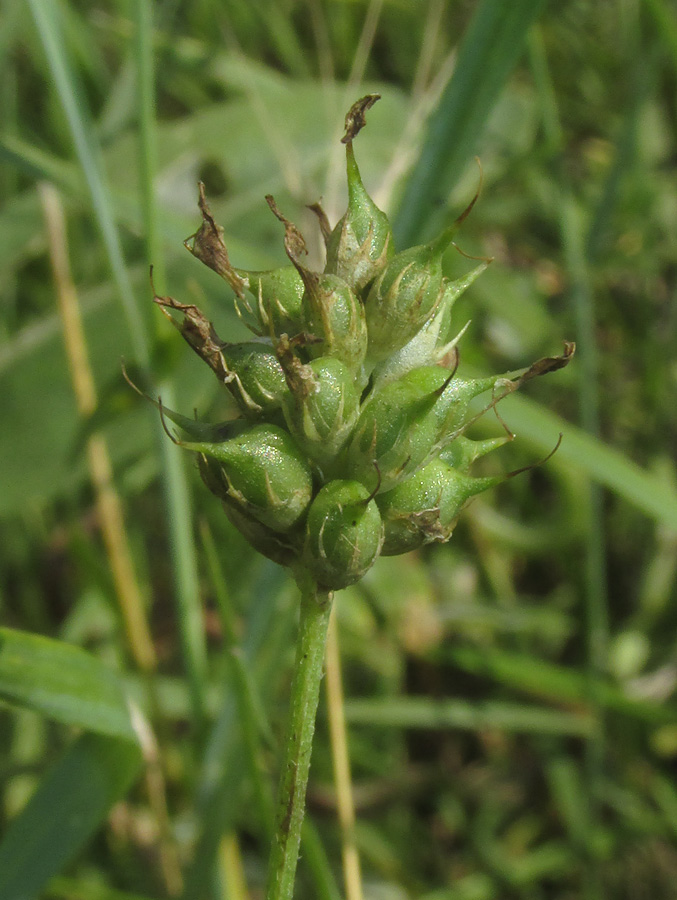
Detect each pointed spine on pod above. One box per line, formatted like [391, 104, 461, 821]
[364, 185, 481, 365]
[370, 258, 489, 388]
[324, 95, 394, 293]
[345, 365, 502, 494]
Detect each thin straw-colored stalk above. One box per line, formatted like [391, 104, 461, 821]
[39, 182, 156, 675]
[325, 610, 364, 900]
[39, 181, 182, 897]
[218, 833, 251, 900]
[266, 572, 334, 900]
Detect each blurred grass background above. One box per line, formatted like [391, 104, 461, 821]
[2, 1, 677, 899]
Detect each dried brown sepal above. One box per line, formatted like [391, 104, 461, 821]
[307, 201, 332, 248]
[274, 334, 317, 399]
[265, 194, 322, 300]
[265, 195, 308, 262]
[184, 183, 247, 299]
[438, 343, 575, 450]
[341, 94, 381, 144]
[515, 341, 576, 386]
[153, 291, 231, 383]
[451, 240, 494, 265]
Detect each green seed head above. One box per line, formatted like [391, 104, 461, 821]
[221, 340, 290, 418]
[371, 261, 488, 387]
[364, 194, 480, 366]
[301, 272, 368, 376]
[265, 195, 369, 378]
[151, 98, 574, 583]
[236, 266, 305, 338]
[304, 479, 384, 590]
[152, 292, 289, 419]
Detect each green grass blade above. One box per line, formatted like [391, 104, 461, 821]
[28, 0, 151, 366]
[394, 0, 550, 247]
[46, 875, 159, 900]
[0, 134, 79, 191]
[344, 696, 593, 737]
[443, 644, 677, 726]
[0, 733, 142, 900]
[30, 0, 208, 724]
[0, 627, 138, 741]
[496, 392, 677, 531]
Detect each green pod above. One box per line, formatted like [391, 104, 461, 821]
[302, 273, 368, 376]
[221, 340, 290, 418]
[401, 367, 501, 447]
[325, 142, 394, 293]
[152, 293, 288, 418]
[304, 480, 384, 590]
[236, 266, 305, 337]
[280, 355, 360, 465]
[181, 424, 313, 533]
[364, 208, 477, 365]
[346, 366, 500, 493]
[371, 261, 488, 387]
[215, 485, 301, 568]
[378, 458, 501, 556]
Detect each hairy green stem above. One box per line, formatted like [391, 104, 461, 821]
[266, 570, 333, 900]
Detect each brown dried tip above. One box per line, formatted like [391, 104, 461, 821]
[341, 94, 381, 144]
[451, 242, 494, 265]
[152, 291, 231, 382]
[265, 195, 308, 263]
[183, 183, 246, 297]
[307, 201, 332, 248]
[517, 341, 576, 386]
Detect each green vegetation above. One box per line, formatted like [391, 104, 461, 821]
[2, 2, 677, 899]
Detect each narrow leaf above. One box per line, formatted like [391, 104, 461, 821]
[0, 627, 138, 742]
[0, 733, 141, 900]
[344, 696, 592, 736]
[395, 0, 550, 246]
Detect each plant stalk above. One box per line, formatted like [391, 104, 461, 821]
[266, 570, 333, 900]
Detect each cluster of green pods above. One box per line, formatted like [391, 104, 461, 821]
[155, 96, 574, 591]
